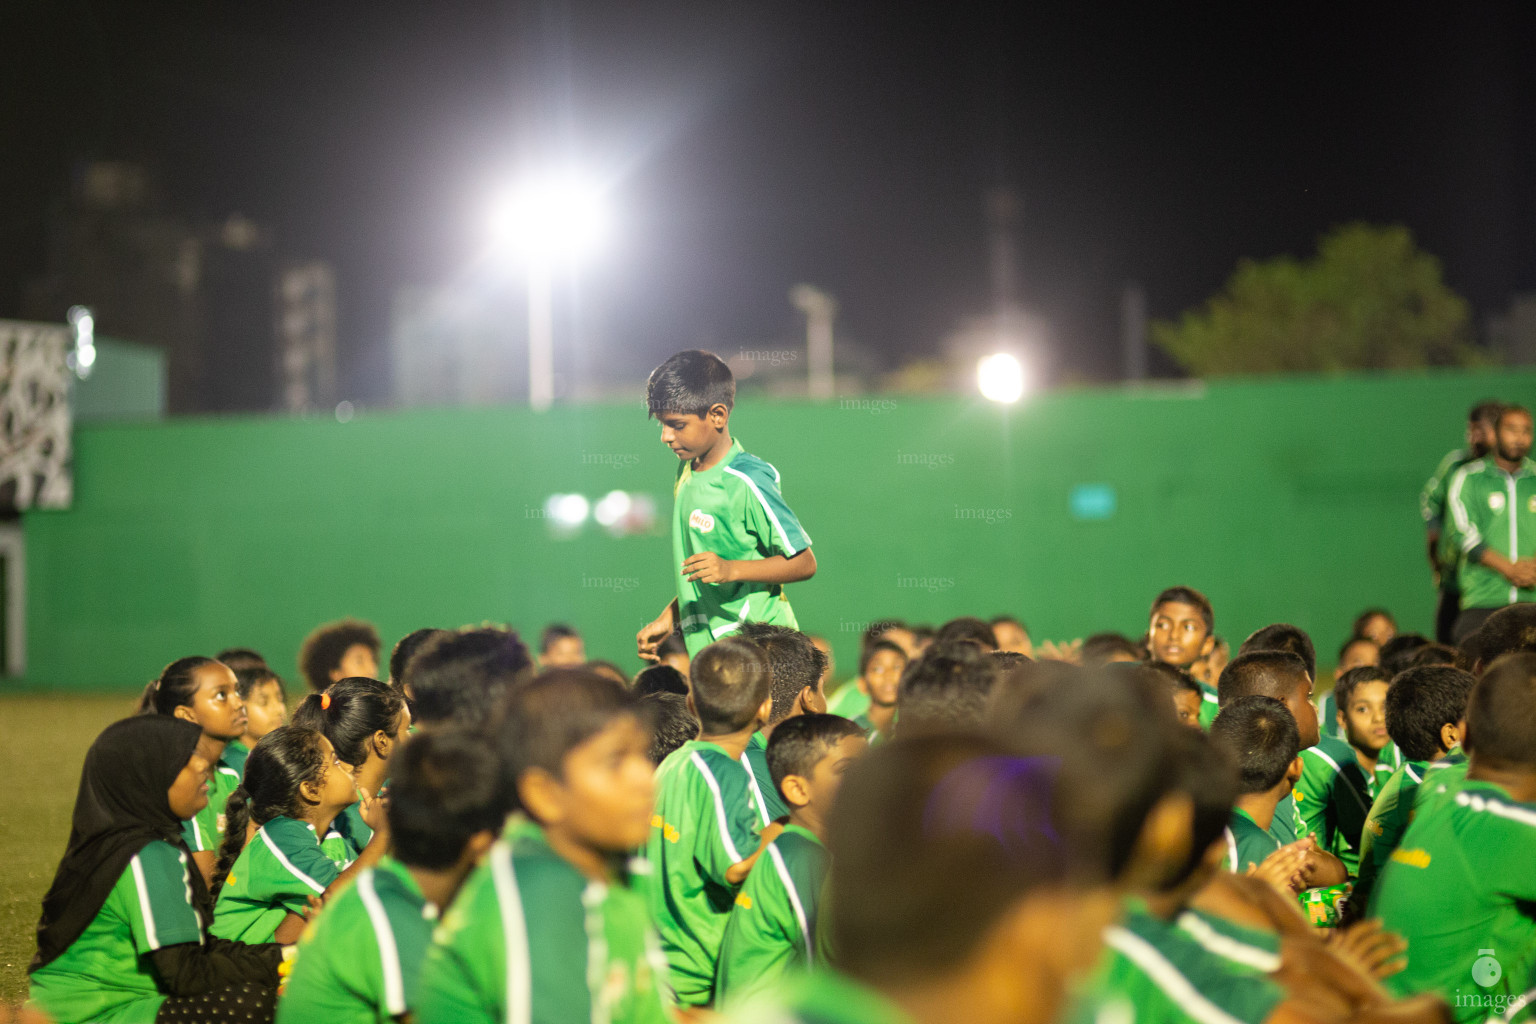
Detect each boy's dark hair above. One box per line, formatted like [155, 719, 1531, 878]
[990, 650, 1030, 672]
[1151, 586, 1214, 633]
[909, 624, 935, 643]
[1161, 726, 1241, 888]
[1462, 653, 1536, 770]
[1385, 665, 1475, 761]
[737, 622, 827, 725]
[827, 733, 1073, 986]
[539, 623, 580, 653]
[215, 648, 268, 673]
[387, 729, 509, 870]
[897, 644, 999, 736]
[213, 726, 327, 893]
[934, 617, 999, 650]
[1143, 660, 1203, 700]
[1464, 604, 1536, 671]
[1408, 643, 1458, 669]
[765, 713, 865, 800]
[298, 618, 381, 692]
[634, 664, 689, 698]
[1337, 634, 1379, 662]
[232, 664, 285, 703]
[858, 639, 908, 676]
[1333, 665, 1391, 713]
[859, 620, 908, 661]
[1217, 650, 1310, 706]
[585, 660, 628, 684]
[689, 637, 772, 734]
[656, 632, 689, 661]
[1210, 697, 1299, 795]
[138, 656, 220, 715]
[390, 627, 446, 688]
[645, 349, 735, 418]
[1379, 634, 1431, 678]
[1352, 608, 1396, 637]
[292, 677, 407, 767]
[408, 627, 534, 727]
[989, 659, 1084, 724]
[1470, 399, 1504, 425]
[1081, 632, 1144, 667]
[1239, 624, 1316, 679]
[641, 692, 698, 764]
[497, 669, 642, 813]
[1498, 403, 1532, 429]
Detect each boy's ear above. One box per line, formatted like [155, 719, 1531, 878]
[1285, 756, 1304, 785]
[518, 769, 564, 827]
[1441, 721, 1463, 752]
[780, 773, 813, 810]
[461, 829, 497, 867]
[1336, 708, 1347, 734]
[1127, 791, 1193, 891]
[172, 705, 198, 725]
[299, 778, 324, 806]
[798, 685, 826, 716]
[756, 695, 774, 726]
[707, 402, 729, 428]
[1198, 634, 1215, 659]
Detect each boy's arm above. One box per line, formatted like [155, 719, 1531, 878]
[637, 599, 679, 661]
[682, 548, 816, 586]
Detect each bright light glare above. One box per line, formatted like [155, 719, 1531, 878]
[67, 304, 96, 379]
[490, 174, 608, 264]
[977, 353, 1027, 404]
[593, 489, 632, 528]
[545, 493, 591, 528]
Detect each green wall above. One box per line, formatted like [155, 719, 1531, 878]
[20, 368, 1534, 691]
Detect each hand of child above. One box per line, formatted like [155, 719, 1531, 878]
[1511, 559, 1536, 589]
[1248, 842, 1308, 895]
[682, 551, 736, 584]
[637, 616, 673, 662]
[359, 789, 389, 832]
[1035, 639, 1083, 663]
[302, 894, 324, 921]
[1329, 918, 1408, 981]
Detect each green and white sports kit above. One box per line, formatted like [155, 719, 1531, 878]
[1422, 447, 1481, 593]
[182, 745, 244, 854]
[1445, 455, 1536, 610]
[213, 816, 341, 944]
[1294, 735, 1392, 878]
[716, 824, 828, 1007]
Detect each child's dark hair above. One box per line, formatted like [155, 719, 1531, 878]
[765, 713, 864, 801]
[1333, 665, 1391, 712]
[858, 639, 908, 676]
[1463, 605, 1536, 671]
[298, 618, 381, 692]
[215, 648, 268, 673]
[641, 691, 699, 764]
[1461, 653, 1536, 770]
[737, 622, 826, 726]
[859, 621, 908, 661]
[1159, 725, 1240, 889]
[390, 627, 446, 688]
[292, 678, 406, 767]
[1238, 623, 1316, 679]
[233, 664, 285, 703]
[1408, 643, 1458, 669]
[1337, 634, 1378, 663]
[139, 656, 220, 715]
[634, 664, 689, 698]
[1151, 586, 1213, 633]
[656, 632, 689, 662]
[1218, 650, 1310, 707]
[1081, 632, 1143, 667]
[539, 623, 580, 654]
[645, 349, 734, 418]
[1143, 660, 1203, 701]
[1469, 399, 1504, 425]
[1210, 697, 1299, 795]
[387, 729, 509, 870]
[934, 617, 999, 651]
[1379, 634, 1431, 678]
[689, 637, 772, 734]
[1352, 607, 1396, 638]
[897, 644, 999, 736]
[497, 669, 642, 812]
[408, 627, 534, 727]
[1386, 666, 1475, 761]
[213, 726, 328, 892]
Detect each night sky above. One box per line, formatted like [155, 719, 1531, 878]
[2, 2, 1533, 400]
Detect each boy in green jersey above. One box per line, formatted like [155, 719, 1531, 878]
[1421, 400, 1503, 642]
[1445, 403, 1536, 641]
[1318, 635, 1382, 743]
[849, 640, 905, 743]
[1352, 665, 1472, 913]
[1370, 653, 1536, 1023]
[636, 350, 817, 662]
[717, 713, 867, 1006]
[417, 669, 670, 1024]
[1295, 666, 1395, 879]
[737, 622, 830, 822]
[1148, 586, 1220, 727]
[646, 637, 778, 1006]
[279, 730, 506, 1024]
[825, 620, 913, 721]
[1210, 697, 1306, 888]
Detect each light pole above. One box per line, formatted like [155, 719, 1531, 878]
[790, 284, 836, 400]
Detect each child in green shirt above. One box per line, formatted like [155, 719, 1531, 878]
[1148, 586, 1219, 727]
[849, 640, 906, 744]
[737, 621, 832, 821]
[416, 668, 671, 1024]
[229, 662, 289, 775]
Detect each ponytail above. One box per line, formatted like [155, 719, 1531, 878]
[209, 726, 326, 895]
[292, 679, 405, 767]
[140, 656, 219, 716]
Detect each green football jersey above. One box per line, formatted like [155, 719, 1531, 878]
[1294, 735, 1388, 877]
[320, 803, 370, 869]
[646, 739, 768, 1005]
[744, 732, 789, 823]
[824, 682, 870, 720]
[1445, 455, 1536, 610]
[1422, 447, 1479, 592]
[1071, 899, 1285, 1024]
[721, 969, 911, 1024]
[1317, 690, 1343, 742]
[27, 840, 205, 1024]
[1173, 909, 1281, 977]
[1267, 792, 1298, 846]
[1370, 777, 1536, 1023]
[671, 437, 812, 657]
[1354, 757, 1436, 910]
[182, 744, 244, 853]
[849, 712, 893, 747]
[1198, 682, 1220, 730]
[415, 821, 670, 1024]
[1221, 808, 1281, 874]
[717, 824, 828, 1007]
[213, 815, 341, 943]
[224, 739, 251, 775]
[278, 857, 436, 1024]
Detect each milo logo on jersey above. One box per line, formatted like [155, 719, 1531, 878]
[688, 508, 715, 533]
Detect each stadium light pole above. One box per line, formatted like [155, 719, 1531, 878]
[490, 173, 607, 411]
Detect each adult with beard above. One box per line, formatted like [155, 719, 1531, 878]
[1421, 400, 1502, 642]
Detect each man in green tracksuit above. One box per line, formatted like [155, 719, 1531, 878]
[1445, 404, 1536, 642]
[1421, 400, 1502, 643]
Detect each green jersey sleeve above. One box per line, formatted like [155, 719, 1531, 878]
[1421, 449, 1464, 528]
[1295, 741, 1347, 850]
[1456, 788, 1536, 901]
[416, 864, 500, 1024]
[690, 750, 764, 883]
[1101, 911, 1285, 1024]
[127, 840, 206, 950]
[727, 456, 812, 558]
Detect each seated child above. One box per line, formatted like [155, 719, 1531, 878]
[1318, 635, 1380, 741]
[1210, 697, 1306, 890]
[738, 622, 830, 820]
[292, 678, 410, 860]
[298, 618, 381, 691]
[1295, 665, 1394, 879]
[716, 713, 867, 1006]
[1148, 586, 1219, 726]
[646, 637, 775, 1007]
[212, 726, 389, 944]
[642, 691, 699, 765]
[416, 669, 670, 1023]
[230, 663, 288, 775]
[140, 656, 249, 888]
[405, 627, 535, 729]
[1146, 661, 1207, 730]
[850, 639, 906, 743]
[824, 619, 911, 719]
[537, 622, 586, 667]
[27, 717, 282, 1024]
[278, 729, 506, 1024]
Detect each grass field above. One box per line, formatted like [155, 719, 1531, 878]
[0, 695, 143, 1009]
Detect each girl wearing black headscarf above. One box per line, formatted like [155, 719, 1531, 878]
[28, 715, 283, 1024]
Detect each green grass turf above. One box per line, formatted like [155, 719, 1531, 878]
[0, 695, 142, 1009]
